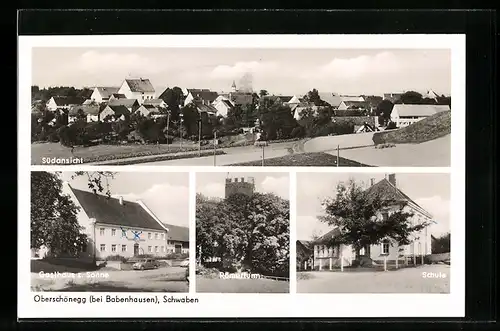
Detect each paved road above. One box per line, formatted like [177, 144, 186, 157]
[138, 142, 295, 166]
[297, 264, 450, 293]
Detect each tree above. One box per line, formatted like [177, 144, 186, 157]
[304, 88, 327, 106]
[432, 233, 450, 254]
[318, 179, 430, 258]
[395, 91, 437, 105]
[159, 86, 183, 121]
[259, 90, 269, 98]
[376, 99, 394, 125]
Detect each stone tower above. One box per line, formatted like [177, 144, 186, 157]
[225, 177, 255, 199]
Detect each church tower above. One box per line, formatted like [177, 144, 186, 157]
[225, 177, 255, 199]
[231, 80, 237, 92]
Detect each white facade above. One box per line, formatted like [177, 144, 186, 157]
[390, 104, 450, 127]
[212, 99, 232, 117]
[118, 80, 155, 105]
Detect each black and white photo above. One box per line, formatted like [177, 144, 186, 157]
[195, 172, 290, 293]
[31, 48, 451, 167]
[30, 171, 190, 292]
[296, 172, 451, 293]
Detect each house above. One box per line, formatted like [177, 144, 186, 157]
[184, 89, 219, 107]
[100, 105, 131, 122]
[390, 104, 450, 127]
[107, 98, 140, 113]
[355, 122, 378, 133]
[90, 87, 120, 103]
[194, 101, 218, 116]
[340, 95, 365, 102]
[276, 95, 294, 104]
[118, 78, 156, 104]
[143, 98, 167, 109]
[311, 174, 434, 270]
[109, 93, 127, 101]
[68, 105, 101, 123]
[384, 92, 404, 103]
[135, 104, 163, 118]
[292, 103, 321, 120]
[337, 100, 370, 111]
[318, 92, 342, 108]
[296, 240, 314, 271]
[161, 223, 189, 254]
[46, 96, 85, 111]
[212, 98, 234, 117]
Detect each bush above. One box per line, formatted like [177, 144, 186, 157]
[386, 121, 397, 130]
[164, 252, 189, 260]
[105, 255, 128, 262]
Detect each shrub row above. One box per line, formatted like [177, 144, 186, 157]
[95, 150, 226, 165]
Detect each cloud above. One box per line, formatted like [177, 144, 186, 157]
[113, 183, 189, 227]
[209, 61, 279, 80]
[415, 195, 451, 236]
[260, 176, 289, 199]
[198, 183, 225, 199]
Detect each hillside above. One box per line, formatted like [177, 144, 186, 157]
[373, 110, 451, 145]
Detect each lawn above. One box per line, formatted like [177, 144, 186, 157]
[196, 276, 289, 293]
[229, 152, 370, 167]
[373, 110, 451, 145]
[31, 142, 225, 165]
[297, 264, 450, 293]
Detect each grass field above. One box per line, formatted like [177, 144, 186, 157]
[229, 152, 370, 167]
[196, 276, 289, 293]
[373, 110, 451, 145]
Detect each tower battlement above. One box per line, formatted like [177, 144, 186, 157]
[225, 177, 255, 198]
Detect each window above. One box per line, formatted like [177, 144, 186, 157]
[155, 246, 159, 253]
[381, 212, 389, 221]
[100, 244, 106, 252]
[155, 233, 159, 240]
[161, 246, 165, 253]
[121, 245, 127, 252]
[100, 228, 105, 236]
[148, 246, 152, 253]
[161, 233, 165, 240]
[148, 233, 152, 239]
[382, 242, 390, 255]
[111, 229, 116, 236]
[111, 244, 116, 252]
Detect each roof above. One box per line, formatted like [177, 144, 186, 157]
[229, 92, 253, 106]
[124, 79, 155, 93]
[195, 101, 218, 114]
[297, 240, 313, 250]
[69, 186, 165, 231]
[161, 223, 189, 242]
[95, 87, 120, 99]
[365, 178, 432, 218]
[51, 96, 85, 106]
[219, 99, 234, 109]
[341, 100, 369, 109]
[392, 104, 450, 117]
[318, 92, 342, 108]
[340, 95, 365, 102]
[277, 96, 294, 103]
[313, 228, 342, 245]
[108, 98, 139, 108]
[106, 105, 131, 116]
[82, 99, 93, 105]
[69, 105, 100, 116]
[110, 93, 126, 99]
[188, 89, 219, 103]
[137, 104, 161, 114]
[143, 98, 165, 106]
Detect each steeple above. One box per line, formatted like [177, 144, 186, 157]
[231, 80, 237, 92]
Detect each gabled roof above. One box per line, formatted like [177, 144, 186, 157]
[69, 105, 100, 116]
[365, 178, 432, 218]
[392, 104, 450, 117]
[161, 223, 189, 242]
[143, 98, 165, 106]
[110, 93, 126, 99]
[313, 228, 342, 245]
[108, 98, 139, 108]
[187, 89, 219, 103]
[341, 100, 369, 109]
[69, 186, 165, 231]
[105, 105, 131, 117]
[277, 95, 293, 103]
[50, 96, 85, 106]
[137, 104, 161, 115]
[218, 99, 234, 109]
[95, 87, 120, 99]
[297, 240, 313, 250]
[124, 79, 155, 93]
[195, 101, 218, 114]
[318, 92, 342, 108]
[229, 92, 253, 106]
[340, 95, 365, 102]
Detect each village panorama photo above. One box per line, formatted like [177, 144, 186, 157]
[31, 47, 451, 167]
[195, 172, 290, 293]
[30, 171, 190, 293]
[296, 172, 451, 294]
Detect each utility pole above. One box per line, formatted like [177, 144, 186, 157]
[166, 110, 170, 152]
[213, 131, 217, 166]
[198, 118, 202, 157]
[179, 114, 184, 150]
[337, 145, 340, 167]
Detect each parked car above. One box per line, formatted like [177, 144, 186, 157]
[133, 258, 159, 270]
[179, 258, 189, 267]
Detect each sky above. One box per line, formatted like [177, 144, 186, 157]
[296, 173, 451, 241]
[32, 48, 451, 96]
[196, 172, 289, 200]
[59, 171, 189, 227]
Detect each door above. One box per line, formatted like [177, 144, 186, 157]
[134, 243, 139, 256]
[175, 244, 182, 254]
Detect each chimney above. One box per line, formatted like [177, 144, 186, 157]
[119, 196, 124, 205]
[370, 178, 375, 186]
[388, 174, 396, 187]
